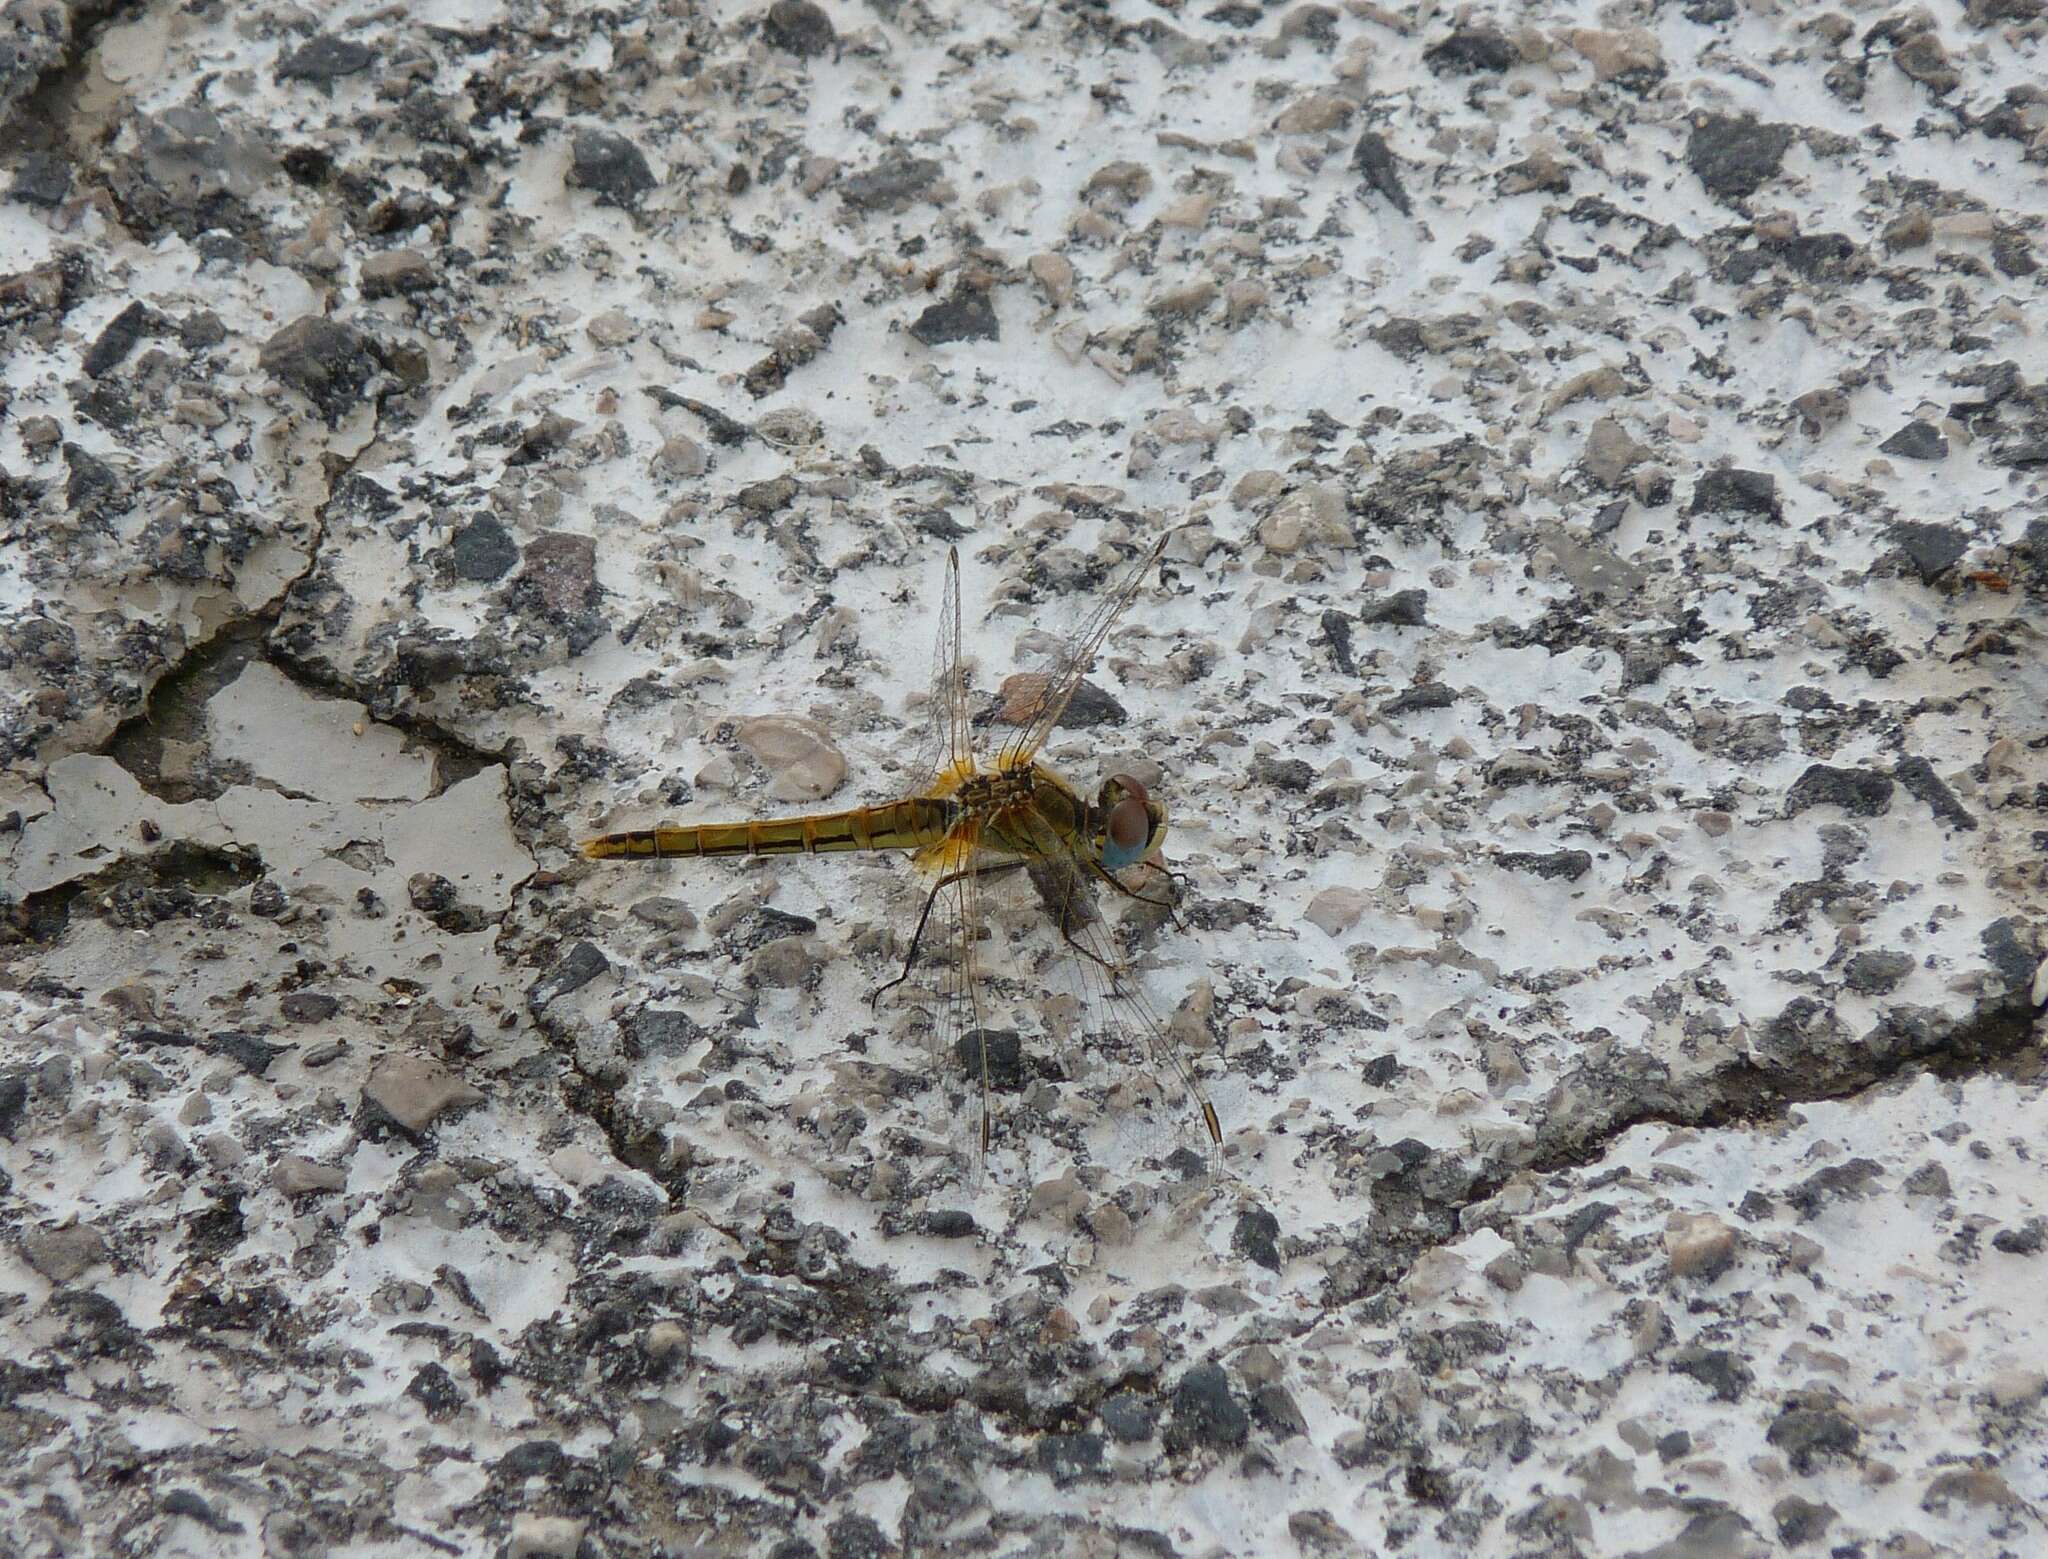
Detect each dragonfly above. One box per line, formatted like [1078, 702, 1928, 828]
[580, 533, 1223, 1170]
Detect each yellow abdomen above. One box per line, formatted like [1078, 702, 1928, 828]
[580, 796, 955, 861]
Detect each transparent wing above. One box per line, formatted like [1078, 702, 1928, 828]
[904, 545, 970, 794]
[1013, 815, 1222, 1167]
[998, 534, 1170, 768]
[952, 847, 996, 1176]
[911, 837, 1006, 1183]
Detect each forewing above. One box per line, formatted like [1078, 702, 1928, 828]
[999, 534, 1169, 767]
[942, 843, 1000, 1179]
[893, 822, 1004, 1181]
[1012, 811, 1221, 1168]
[905, 545, 970, 793]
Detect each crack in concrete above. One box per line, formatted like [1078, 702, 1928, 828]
[1270, 984, 2043, 1343]
[258, 633, 515, 800]
[27, 390, 2041, 1444]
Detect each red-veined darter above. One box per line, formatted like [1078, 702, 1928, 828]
[580, 534, 1222, 1170]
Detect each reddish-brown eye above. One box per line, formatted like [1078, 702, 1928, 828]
[1106, 796, 1150, 854]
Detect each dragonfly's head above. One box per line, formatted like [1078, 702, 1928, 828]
[1097, 773, 1167, 871]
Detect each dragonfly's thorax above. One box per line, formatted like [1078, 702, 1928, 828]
[944, 760, 1168, 874]
[954, 761, 1067, 818]
[952, 762, 1044, 806]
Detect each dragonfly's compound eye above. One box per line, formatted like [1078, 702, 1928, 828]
[1100, 774, 1155, 869]
[1106, 797, 1149, 853]
[1105, 773, 1149, 810]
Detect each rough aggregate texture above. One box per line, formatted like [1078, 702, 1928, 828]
[2, 0, 2046, 1555]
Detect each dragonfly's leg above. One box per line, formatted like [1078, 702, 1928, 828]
[1090, 858, 1188, 933]
[867, 860, 1028, 1010]
[1050, 907, 1132, 992]
[1141, 863, 1190, 932]
[869, 874, 948, 1011]
[1043, 871, 1128, 980]
[1157, 865, 1191, 933]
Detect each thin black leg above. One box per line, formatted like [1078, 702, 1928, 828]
[1088, 857, 1186, 932]
[1036, 864, 1125, 979]
[1092, 855, 1183, 908]
[868, 859, 1028, 1009]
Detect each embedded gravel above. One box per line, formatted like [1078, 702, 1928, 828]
[3, 2, 2045, 1556]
